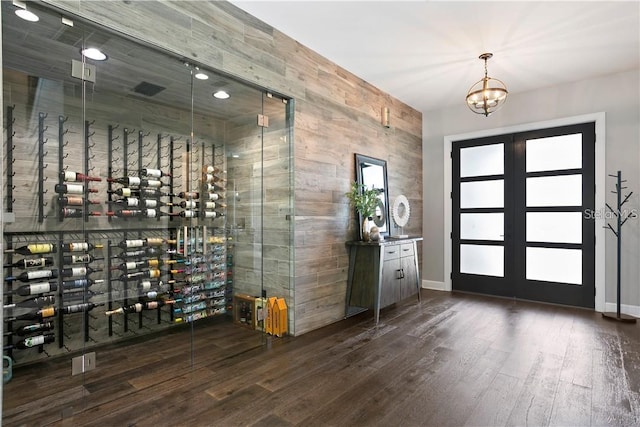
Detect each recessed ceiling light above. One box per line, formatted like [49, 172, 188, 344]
[81, 47, 107, 61]
[213, 90, 230, 99]
[15, 8, 39, 22]
[195, 72, 209, 80]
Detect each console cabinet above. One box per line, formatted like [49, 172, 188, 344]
[345, 237, 422, 323]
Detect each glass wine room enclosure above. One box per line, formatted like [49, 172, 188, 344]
[0, 0, 293, 418]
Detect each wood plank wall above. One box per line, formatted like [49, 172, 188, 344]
[42, 0, 423, 336]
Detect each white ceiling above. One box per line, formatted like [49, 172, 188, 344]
[230, 1, 640, 114]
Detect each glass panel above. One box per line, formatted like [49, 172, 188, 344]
[460, 244, 504, 277]
[527, 247, 582, 285]
[460, 180, 504, 208]
[460, 143, 504, 177]
[526, 133, 582, 172]
[527, 212, 582, 244]
[526, 175, 582, 207]
[460, 213, 504, 241]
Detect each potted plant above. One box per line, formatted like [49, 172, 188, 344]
[345, 181, 380, 241]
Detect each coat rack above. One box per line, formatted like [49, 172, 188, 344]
[602, 170, 637, 323]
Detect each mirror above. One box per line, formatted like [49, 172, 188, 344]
[355, 153, 390, 239]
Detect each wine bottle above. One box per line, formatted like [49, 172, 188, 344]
[204, 183, 225, 192]
[179, 210, 198, 218]
[8, 306, 56, 321]
[61, 266, 101, 278]
[108, 188, 168, 198]
[5, 243, 57, 255]
[106, 209, 172, 218]
[62, 242, 103, 252]
[177, 191, 199, 199]
[10, 281, 58, 296]
[5, 269, 58, 282]
[108, 197, 172, 208]
[116, 238, 165, 249]
[4, 295, 55, 310]
[62, 254, 103, 265]
[107, 177, 165, 188]
[4, 257, 54, 269]
[202, 173, 226, 184]
[115, 247, 165, 259]
[61, 278, 104, 290]
[202, 211, 224, 219]
[12, 333, 55, 349]
[62, 302, 102, 314]
[57, 196, 101, 207]
[104, 299, 175, 316]
[60, 171, 102, 182]
[15, 321, 54, 336]
[54, 184, 98, 195]
[60, 208, 101, 218]
[120, 268, 162, 281]
[141, 168, 171, 178]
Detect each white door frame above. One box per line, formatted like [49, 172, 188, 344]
[443, 112, 606, 312]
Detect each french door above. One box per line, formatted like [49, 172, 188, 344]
[452, 123, 595, 308]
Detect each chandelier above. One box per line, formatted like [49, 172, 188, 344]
[465, 53, 508, 117]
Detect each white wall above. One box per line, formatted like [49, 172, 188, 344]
[423, 68, 640, 309]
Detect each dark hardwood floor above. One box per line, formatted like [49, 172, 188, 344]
[3, 290, 640, 426]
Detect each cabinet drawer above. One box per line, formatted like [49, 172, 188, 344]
[399, 243, 415, 258]
[383, 246, 401, 260]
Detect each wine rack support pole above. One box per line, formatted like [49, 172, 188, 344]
[84, 120, 92, 223]
[57, 233, 65, 349]
[137, 131, 144, 226]
[5, 236, 15, 357]
[123, 128, 129, 179]
[38, 112, 48, 224]
[169, 136, 175, 219]
[107, 124, 118, 223]
[157, 133, 162, 222]
[57, 116, 66, 222]
[6, 105, 15, 213]
[107, 240, 113, 336]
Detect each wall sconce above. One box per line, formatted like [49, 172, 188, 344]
[381, 107, 390, 128]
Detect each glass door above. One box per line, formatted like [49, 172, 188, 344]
[452, 123, 595, 308]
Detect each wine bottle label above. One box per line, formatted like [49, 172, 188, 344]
[203, 202, 216, 209]
[182, 210, 197, 218]
[124, 262, 138, 270]
[143, 168, 162, 178]
[27, 243, 54, 254]
[65, 279, 88, 288]
[206, 165, 215, 174]
[65, 196, 84, 206]
[24, 258, 47, 268]
[40, 307, 56, 317]
[208, 193, 219, 201]
[146, 209, 157, 218]
[65, 184, 85, 194]
[69, 255, 91, 263]
[146, 238, 164, 246]
[203, 211, 217, 218]
[139, 281, 152, 291]
[144, 180, 162, 188]
[146, 291, 158, 299]
[70, 267, 87, 276]
[147, 259, 159, 268]
[144, 199, 158, 208]
[146, 301, 159, 309]
[125, 239, 145, 248]
[133, 303, 143, 313]
[204, 174, 216, 183]
[28, 282, 53, 294]
[183, 201, 197, 209]
[63, 171, 78, 182]
[127, 198, 140, 207]
[67, 242, 89, 252]
[27, 270, 55, 280]
[128, 177, 141, 186]
[149, 269, 161, 279]
[65, 303, 91, 313]
[24, 335, 46, 347]
[121, 188, 132, 197]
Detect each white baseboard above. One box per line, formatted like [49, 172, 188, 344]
[422, 280, 446, 291]
[604, 302, 640, 318]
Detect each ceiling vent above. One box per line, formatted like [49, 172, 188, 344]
[133, 81, 165, 97]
